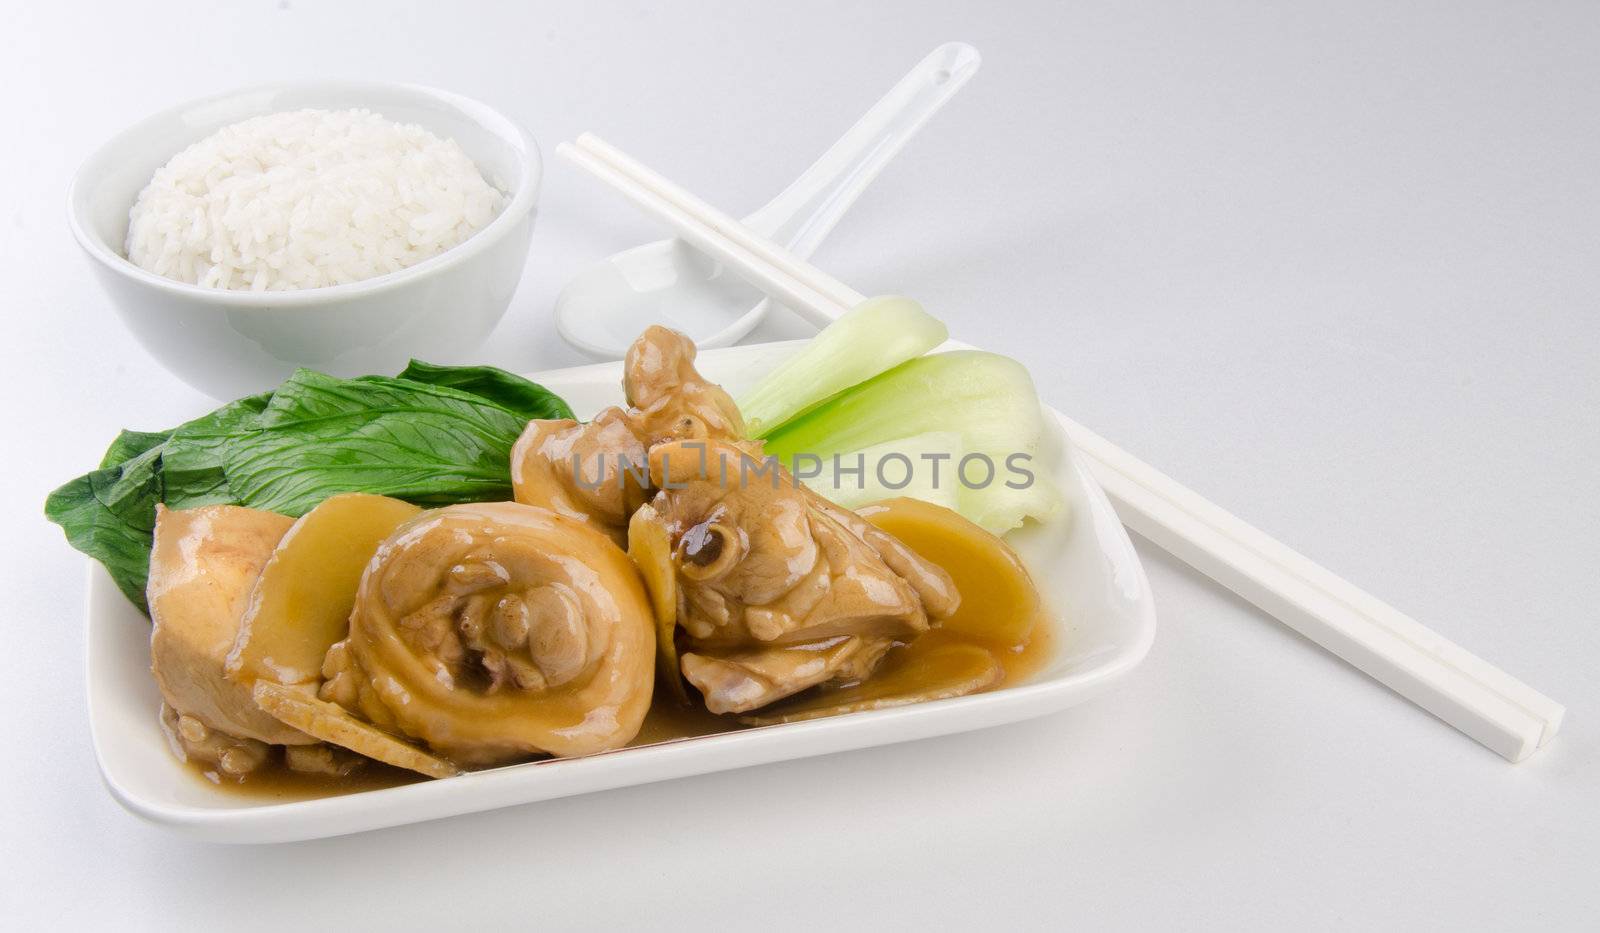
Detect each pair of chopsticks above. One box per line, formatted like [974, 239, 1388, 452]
[557, 132, 1565, 762]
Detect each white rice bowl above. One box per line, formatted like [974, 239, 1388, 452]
[125, 108, 506, 291]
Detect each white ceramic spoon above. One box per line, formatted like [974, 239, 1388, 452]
[554, 41, 981, 358]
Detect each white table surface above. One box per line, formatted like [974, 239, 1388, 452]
[3, 1, 1596, 928]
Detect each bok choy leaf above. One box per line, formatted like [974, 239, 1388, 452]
[801, 431, 965, 512]
[44, 362, 571, 614]
[762, 351, 1058, 533]
[738, 296, 947, 437]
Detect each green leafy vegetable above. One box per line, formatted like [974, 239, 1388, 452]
[735, 296, 1056, 530]
[225, 370, 537, 514]
[44, 362, 570, 614]
[737, 295, 948, 437]
[161, 392, 273, 506]
[46, 448, 167, 613]
[99, 429, 172, 469]
[392, 360, 574, 422]
[802, 431, 964, 512]
[762, 351, 1059, 533]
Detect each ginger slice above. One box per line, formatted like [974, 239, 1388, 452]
[628, 503, 687, 703]
[252, 681, 460, 779]
[228, 493, 422, 688]
[858, 496, 1040, 646]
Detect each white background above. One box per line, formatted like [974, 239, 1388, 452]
[3, 1, 1597, 929]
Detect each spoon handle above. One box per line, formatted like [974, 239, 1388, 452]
[742, 42, 982, 256]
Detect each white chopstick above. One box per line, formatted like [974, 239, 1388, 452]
[561, 135, 854, 325]
[559, 133, 1565, 762]
[1059, 417, 1564, 762]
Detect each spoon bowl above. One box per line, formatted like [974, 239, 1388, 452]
[555, 42, 980, 358]
[555, 240, 765, 356]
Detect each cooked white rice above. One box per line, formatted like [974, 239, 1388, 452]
[125, 108, 505, 291]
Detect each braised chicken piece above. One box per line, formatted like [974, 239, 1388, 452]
[158, 702, 270, 778]
[317, 502, 656, 766]
[739, 641, 1003, 726]
[679, 637, 896, 716]
[623, 324, 746, 445]
[147, 504, 313, 770]
[149, 503, 401, 779]
[511, 326, 745, 541]
[510, 407, 648, 541]
[803, 490, 963, 618]
[632, 439, 960, 714]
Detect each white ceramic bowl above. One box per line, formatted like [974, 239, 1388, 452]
[68, 81, 541, 399]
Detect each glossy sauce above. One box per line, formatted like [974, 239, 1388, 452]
[183, 749, 422, 802]
[625, 495, 1054, 740]
[192, 497, 1054, 799]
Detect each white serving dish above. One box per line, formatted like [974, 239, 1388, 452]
[68, 81, 541, 400]
[86, 342, 1156, 843]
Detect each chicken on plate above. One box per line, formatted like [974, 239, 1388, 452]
[134, 324, 1043, 789]
[510, 326, 746, 542]
[632, 439, 960, 714]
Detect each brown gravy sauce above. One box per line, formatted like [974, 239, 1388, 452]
[190, 506, 1057, 802]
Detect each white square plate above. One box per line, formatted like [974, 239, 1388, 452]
[87, 341, 1156, 843]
